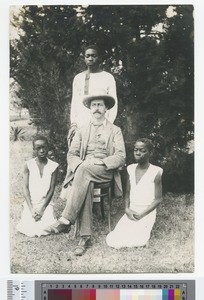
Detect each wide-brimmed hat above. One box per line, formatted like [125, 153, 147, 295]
[83, 89, 115, 109]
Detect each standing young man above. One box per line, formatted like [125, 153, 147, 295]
[68, 45, 118, 143]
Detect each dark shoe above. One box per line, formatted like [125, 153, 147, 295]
[45, 220, 71, 234]
[74, 236, 91, 256]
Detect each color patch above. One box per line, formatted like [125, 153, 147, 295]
[162, 289, 168, 300]
[120, 289, 163, 300]
[174, 289, 181, 300]
[168, 290, 174, 300]
[72, 289, 96, 300]
[48, 289, 72, 300]
[96, 289, 120, 300]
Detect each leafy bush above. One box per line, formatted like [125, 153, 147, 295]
[48, 133, 68, 183]
[162, 152, 194, 193]
[10, 126, 24, 141]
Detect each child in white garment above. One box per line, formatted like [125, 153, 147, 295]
[16, 136, 59, 237]
[106, 138, 163, 248]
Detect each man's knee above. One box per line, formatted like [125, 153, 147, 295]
[76, 163, 88, 173]
[74, 163, 91, 180]
[77, 161, 96, 173]
[75, 161, 107, 180]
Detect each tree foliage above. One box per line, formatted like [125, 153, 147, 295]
[10, 5, 194, 191]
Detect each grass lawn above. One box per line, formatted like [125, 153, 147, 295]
[10, 121, 194, 274]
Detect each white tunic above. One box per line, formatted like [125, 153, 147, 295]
[70, 71, 118, 127]
[106, 163, 163, 248]
[16, 158, 58, 237]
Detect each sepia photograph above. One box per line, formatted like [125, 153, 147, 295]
[9, 4, 194, 274]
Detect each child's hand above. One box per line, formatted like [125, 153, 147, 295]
[31, 207, 38, 218]
[35, 207, 45, 217]
[35, 199, 46, 217]
[125, 208, 139, 221]
[31, 206, 41, 220]
[33, 213, 42, 222]
[31, 210, 41, 221]
[132, 212, 142, 220]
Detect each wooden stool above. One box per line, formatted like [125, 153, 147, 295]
[93, 181, 112, 232]
[73, 181, 112, 238]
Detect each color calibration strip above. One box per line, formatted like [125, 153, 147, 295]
[8, 280, 195, 300]
[47, 288, 181, 300]
[40, 281, 189, 300]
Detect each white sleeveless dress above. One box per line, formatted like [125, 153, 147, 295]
[106, 163, 163, 248]
[16, 158, 58, 237]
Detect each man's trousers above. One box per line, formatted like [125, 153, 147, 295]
[62, 161, 113, 236]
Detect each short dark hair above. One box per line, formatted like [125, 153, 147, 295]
[84, 44, 101, 57]
[135, 138, 154, 152]
[32, 135, 49, 147]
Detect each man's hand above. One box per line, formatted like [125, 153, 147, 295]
[125, 207, 141, 221]
[93, 158, 104, 165]
[83, 158, 104, 166]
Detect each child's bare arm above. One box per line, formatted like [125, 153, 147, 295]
[134, 171, 162, 220]
[45, 167, 58, 204]
[23, 164, 30, 203]
[23, 164, 33, 214]
[125, 173, 138, 221]
[36, 167, 58, 217]
[124, 173, 130, 210]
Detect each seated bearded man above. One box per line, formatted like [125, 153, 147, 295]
[46, 89, 126, 256]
